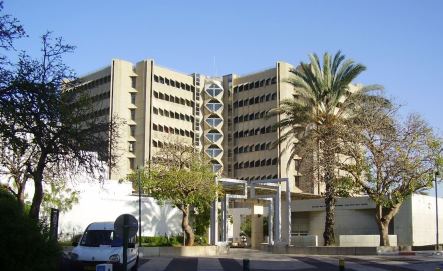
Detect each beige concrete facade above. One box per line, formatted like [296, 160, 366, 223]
[74, 59, 314, 194]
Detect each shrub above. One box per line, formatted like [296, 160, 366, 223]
[0, 187, 62, 271]
[140, 236, 184, 247]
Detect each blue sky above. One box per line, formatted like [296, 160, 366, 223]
[5, 0, 443, 134]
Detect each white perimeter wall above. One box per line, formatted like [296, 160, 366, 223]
[410, 194, 443, 246]
[58, 180, 182, 239]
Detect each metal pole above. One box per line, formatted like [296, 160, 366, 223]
[286, 180, 291, 246]
[123, 215, 129, 271]
[436, 171, 440, 251]
[138, 167, 142, 247]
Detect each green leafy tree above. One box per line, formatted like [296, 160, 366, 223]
[129, 142, 219, 246]
[41, 179, 79, 219]
[0, 32, 120, 220]
[340, 98, 443, 246]
[269, 51, 382, 245]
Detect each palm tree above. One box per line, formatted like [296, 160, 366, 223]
[269, 51, 382, 245]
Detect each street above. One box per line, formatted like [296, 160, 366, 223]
[138, 248, 443, 271]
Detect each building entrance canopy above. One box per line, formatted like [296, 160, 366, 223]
[209, 177, 293, 246]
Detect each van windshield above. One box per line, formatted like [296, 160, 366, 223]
[80, 230, 122, 247]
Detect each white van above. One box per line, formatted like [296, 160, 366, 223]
[70, 222, 139, 271]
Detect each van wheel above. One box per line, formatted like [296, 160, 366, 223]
[130, 256, 139, 271]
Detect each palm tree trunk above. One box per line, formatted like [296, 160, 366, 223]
[323, 171, 336, 246]
[323, 138, 336, 246]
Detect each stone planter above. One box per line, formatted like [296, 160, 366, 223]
[140, 245, 229, 257]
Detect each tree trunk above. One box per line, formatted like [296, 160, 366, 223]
[181, 205, 195, 246]
[323, 177, 336, 246]
[323, 143, 336, 246]
[17, 181, 26, 212]
[29, 171, 44, 220]
[375, 204, 401, 246]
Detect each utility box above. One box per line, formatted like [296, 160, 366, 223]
[96, 264, 112, 271]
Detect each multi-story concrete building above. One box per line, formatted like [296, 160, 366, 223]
[73, 59, 318, 195]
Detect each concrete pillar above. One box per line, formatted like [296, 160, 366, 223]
[286, 180, 292, 245]
[275, 185, 281, 242]
[232, 212, 242, 244]
[268, 200, 274, 245]
[251, 204, 264, 248]
[221, 195, 227, 242]
[210, 177, 218, 245]
[281, 192, 289, 244]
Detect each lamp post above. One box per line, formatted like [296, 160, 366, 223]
[436, 171, 440, 251]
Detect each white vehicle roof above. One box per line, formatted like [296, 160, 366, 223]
[86, 222, 114, 231]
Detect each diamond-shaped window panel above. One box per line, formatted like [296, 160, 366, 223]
[212, 164, 222, 172]
[206, 147, 222, 158]
[206, 102, 223, 112]
[206, 132, 222, 143]
[206, 118, 222, 127]
[206, 84, 223, 97]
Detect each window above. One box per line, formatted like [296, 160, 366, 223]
[206, 84, 223, 97]
[271, 93, 277, 100]
[154, 75, 159, 82]
[271, 77, 277, 84]
[130, 109, 135, 120]
[206, 146, 222, 157]
[159, 76, 164, 84]
[130, 125, 136, 137]
[130, 76, 136, 88]
[206, 102, 223, 112]
[272, 158, 278, 165]
[295, 176, 301, 187]
[129, 158, 135, 170]
[129, 142, 135, 152]
[130, 93, 136, 104]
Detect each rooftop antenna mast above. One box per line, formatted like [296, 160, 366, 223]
[213, 55, 218, 77]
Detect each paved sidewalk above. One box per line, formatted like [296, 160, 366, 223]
[138, 248, 443, 271]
